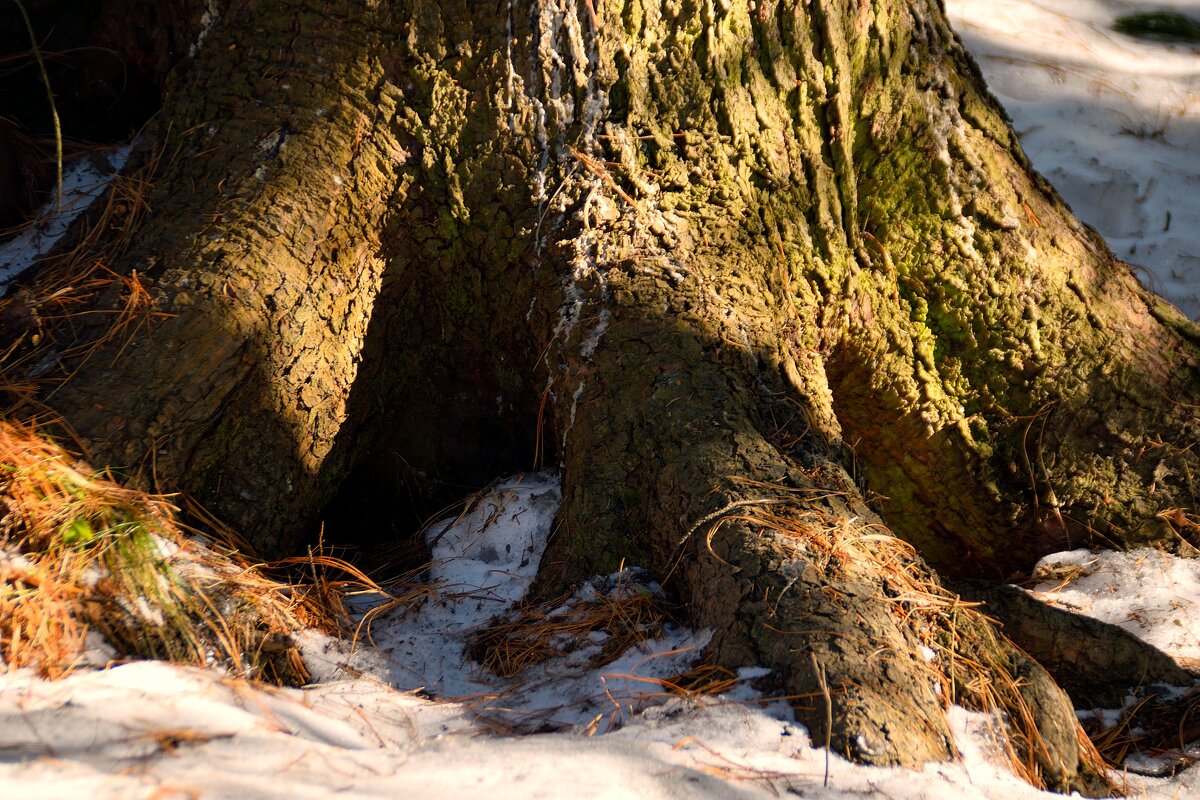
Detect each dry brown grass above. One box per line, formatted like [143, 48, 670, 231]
[0, 420, 342, 684]
[471, 572, 673, 679]
[1087, 686, 1200, 773]
[0, 140, 167, 409]
[270, 549, 437, 652]
[664, 663, 742, 697]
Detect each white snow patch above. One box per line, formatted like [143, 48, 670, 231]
[0, 145, 133, 293]
[1031, 547, 1200, 665]
[303, 473, 709, 730]
[6, 658, 1200, 798]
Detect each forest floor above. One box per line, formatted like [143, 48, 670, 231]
[4, 476, 1200, 799]
[4, 1, 1200, 798]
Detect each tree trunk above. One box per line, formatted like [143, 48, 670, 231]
[18, 0, 1200, 792]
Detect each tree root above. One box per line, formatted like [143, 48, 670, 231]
[955, 580, 1194, 708]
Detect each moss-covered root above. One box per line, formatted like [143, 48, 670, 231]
[544, 310, 1094, 785]
[558, 429, 1111, 788]
[684, 476, 1114, 793]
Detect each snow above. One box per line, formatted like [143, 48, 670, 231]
[0, 145, 132, 294]
[1031, 547, 1200, 667]
[1, 639, 1196, 798]
[946, 0, 1200, 319]
[5, 1, 1200, 797]
[302, 474, 711, 731]
[3, 476, 1200, 798]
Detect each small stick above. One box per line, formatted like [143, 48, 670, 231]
[568, 146, 640, 211]
[812, 652, 832, 787]
[12, 0, 62, 214]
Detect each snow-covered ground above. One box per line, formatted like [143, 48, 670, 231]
[0, 659, 1103, 800]
[1031, 548, 1200, 668]
[300, 474, 711, 732]
[5, 2, 1200, 798]
[947, 0, 1200, 319]
[2, 474, 1199, 799]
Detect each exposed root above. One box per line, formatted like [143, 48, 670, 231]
[704, 497, 1117, 795]
[953, 580, 1192, 708]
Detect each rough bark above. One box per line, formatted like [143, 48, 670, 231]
[13, 0, 1200, 793]
[44, 1, 414, 553]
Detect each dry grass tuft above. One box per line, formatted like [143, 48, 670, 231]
[1087, 686, 1200, 772]
[471, 573, 673, 680]
[270, 550, 437, 651]
[665, 663, 742, 697]
[0, 420, 341, 684]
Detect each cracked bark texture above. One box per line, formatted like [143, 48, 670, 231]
[28, 0, 1200, 793]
